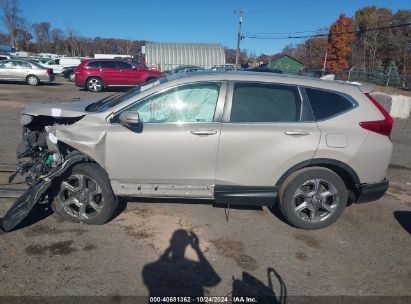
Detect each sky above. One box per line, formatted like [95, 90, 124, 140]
[2, 0, 410, 55]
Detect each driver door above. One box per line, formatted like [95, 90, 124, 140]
[105, 81, 226, 198]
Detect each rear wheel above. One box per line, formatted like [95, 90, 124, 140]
[26, 75, 39, 86]
[52, 163, 118, 225]
[277, 167, 347, 230]
[68, 72, 75, 82]
[86, 77, 103, 92]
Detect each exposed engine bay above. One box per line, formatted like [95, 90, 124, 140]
[2, 114, 86, 232]
[10, 115, 84, 186]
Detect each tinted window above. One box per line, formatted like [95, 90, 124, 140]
[0, 60, 13, 68]
[16, 61, 31, 68]
[125, 82, 220, 123]
[230, 83, 301, 122]
[115, 61, 132, 70]
[100, 61, 115, 69]
[305, 88, 354, 120]
[87, 61, 100, 69]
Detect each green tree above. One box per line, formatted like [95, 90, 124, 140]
[350, 65, 367, 81]
[370, 60, 385, 85]
[386, 60, 400, 87]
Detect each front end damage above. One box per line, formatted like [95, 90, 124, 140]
[1, 114, 87, 232]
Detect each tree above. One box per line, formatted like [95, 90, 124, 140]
[386, 60, 400, 86]
[326, 14, 354, 74]
[0, 0, 20, 48]
[32, 22, 50, 52]
[370, 60, 385, 85]
[349, 65, 367, 81]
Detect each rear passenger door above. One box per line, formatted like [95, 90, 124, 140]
[99, 61, 118, 85]
[216, 81, 321, 188]
[114, 61, 134, 85]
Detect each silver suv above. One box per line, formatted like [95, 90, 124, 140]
[2, 72, 393, 231]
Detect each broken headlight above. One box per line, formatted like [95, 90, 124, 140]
[20, 114, 33, 126]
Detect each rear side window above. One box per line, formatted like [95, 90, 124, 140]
[115, 61, 132, 70]
[86, 61, 100, 69]
[305, 88, 354, 120]
[100, 61, 115, 69]
[230, 83, 301, 123]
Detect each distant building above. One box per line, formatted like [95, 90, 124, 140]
[0, 45, 15, 55]
[262, 54, 304, 75]
[144, 42, 225, 71]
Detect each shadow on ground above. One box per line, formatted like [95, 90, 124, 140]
[394, 211, 411, 234]
[142, 229, 286, 302]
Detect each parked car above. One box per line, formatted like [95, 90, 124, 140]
[0, 55, 11, 61]
[41, 57, 82, 74]
[2, 71, 393, 232]
[243, 67, 283, 74]
[62, 66, 77, 82]
[163, 65, 204, 75]
[0, 59, 54, 86]
[74, 59, 164, 92]
[209, 64, 235, 71]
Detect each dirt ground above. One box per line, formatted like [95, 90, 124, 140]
[0, 78, 410, 300]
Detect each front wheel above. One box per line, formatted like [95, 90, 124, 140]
[52, 163, 118, 225]
[86, 77, 104, 92]
[277, 167, 347, 230]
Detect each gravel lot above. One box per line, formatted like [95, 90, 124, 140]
[0, 78, 410, 299]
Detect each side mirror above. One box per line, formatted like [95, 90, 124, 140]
[119, 111, 140, 127]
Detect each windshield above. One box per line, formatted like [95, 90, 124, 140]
[86, 77, 169, 112]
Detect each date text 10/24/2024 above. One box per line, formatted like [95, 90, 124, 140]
[149, 296, 259, 303]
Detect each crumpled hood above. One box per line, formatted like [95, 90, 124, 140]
[22, 98, 100, 117]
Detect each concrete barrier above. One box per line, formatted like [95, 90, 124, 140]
[371, 92, 411, 119]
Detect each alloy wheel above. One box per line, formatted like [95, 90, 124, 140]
[59, 174, 104, 220]
[292, 179, 339, 223]
[27, 76, 38, 85]
[88, 78, 102, 92]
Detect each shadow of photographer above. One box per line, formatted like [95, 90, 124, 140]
[142, 229, 221, 297]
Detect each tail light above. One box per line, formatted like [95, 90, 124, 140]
[359, 93, 393, 137]
[47, 68, 53, 75]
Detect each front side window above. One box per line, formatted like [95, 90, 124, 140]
[230, 82, 301, 122]
[124, 82, 220, 123]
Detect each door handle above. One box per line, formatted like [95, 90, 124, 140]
[285, 129, 311, 135]
[191, 130, 218, 136]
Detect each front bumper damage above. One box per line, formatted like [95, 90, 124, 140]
[1, 114, 89, 232]
[1, 153, 88, 232]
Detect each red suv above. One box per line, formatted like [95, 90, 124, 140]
[75, 59, 163, 92]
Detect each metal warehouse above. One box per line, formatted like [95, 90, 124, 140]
[144, 42, 225, 71]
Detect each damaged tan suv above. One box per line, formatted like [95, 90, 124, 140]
[2, 72, 393, 231]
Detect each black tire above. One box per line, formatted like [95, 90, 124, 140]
[277, 167, 347, 230]
[26, 75, 40, 86]
[145, 76, 158, 83]
[52, 162, 118, 225]
[68, 72, 76, 82]
[86, 77, 104, 92]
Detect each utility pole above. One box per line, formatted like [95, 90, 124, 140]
[235, 9, 245, 68]
[322, 50, 328, 76]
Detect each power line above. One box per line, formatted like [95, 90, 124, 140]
[243, 22, 411, 40]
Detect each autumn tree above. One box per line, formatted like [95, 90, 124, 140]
[326, 14, 354, 73]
